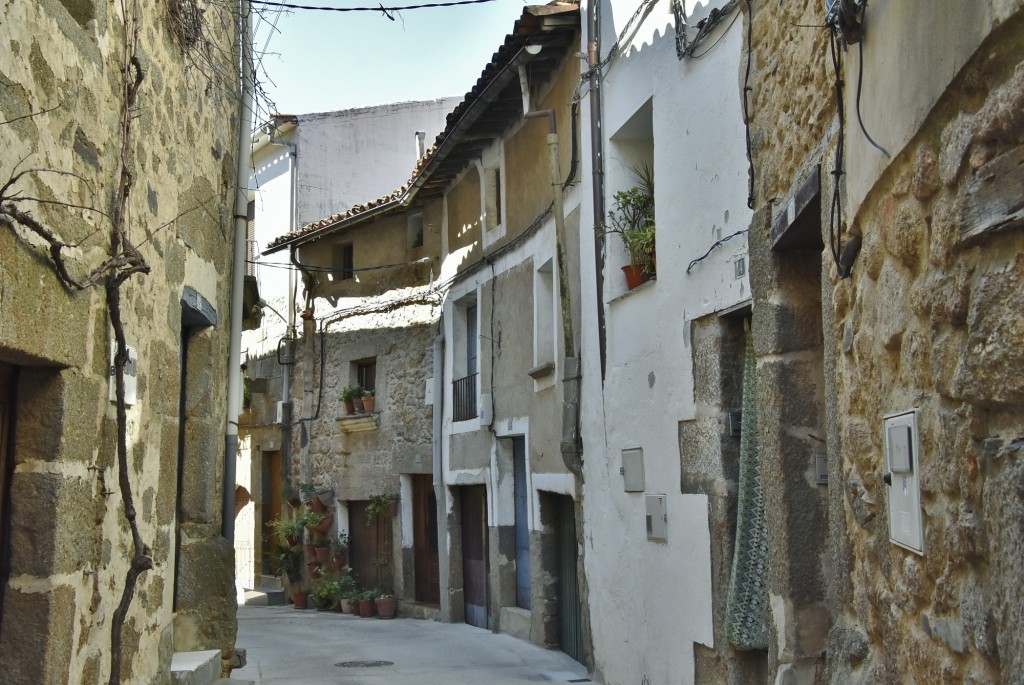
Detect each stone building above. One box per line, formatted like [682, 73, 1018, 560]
[257, 3, 588, 658]
[742, 2, 1024, 683]
[0, 1, 244, 683]
[234, 100, 457, 597]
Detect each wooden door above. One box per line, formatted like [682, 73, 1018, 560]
[460, 485, 489, 628]
[0, 363, 14, 617]
[556, 495, 584, 663]
[412, 475, 440, 604]
[513, 438, 531, 609]
[349, 501, 391, 591]
[260, 451, 282, 576]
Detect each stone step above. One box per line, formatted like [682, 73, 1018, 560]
[214, 679, 255, 685]
[170, 650, 222, 685]
[244, 587, 285, 606]
[255, 574, 282, 590]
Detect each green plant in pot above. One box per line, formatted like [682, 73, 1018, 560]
[268, 516, 306, 548]
[332, 533, 349, 570]
[605, 162, 656, 288]
[340, 385, 362, 414]
[361, 387, 376, 412]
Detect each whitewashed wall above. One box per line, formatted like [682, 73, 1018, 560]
[577, 1, 752, 683]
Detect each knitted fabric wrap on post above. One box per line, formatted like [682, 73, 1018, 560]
[725, 321, 769, 650]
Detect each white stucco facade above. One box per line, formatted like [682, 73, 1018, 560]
[576, 1, 752, 683]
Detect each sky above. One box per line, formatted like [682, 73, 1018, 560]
[252, 0, 535, 117]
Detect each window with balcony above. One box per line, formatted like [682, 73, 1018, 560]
[453, 301, 478, 421]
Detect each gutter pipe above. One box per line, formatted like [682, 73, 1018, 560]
[588, 0, 607, 380]
[223, 0, 254, 541]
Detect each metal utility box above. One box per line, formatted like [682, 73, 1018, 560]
[621, 448, 645, 492]
[883, 409, 925, 554]
[645, 494, 667, 542]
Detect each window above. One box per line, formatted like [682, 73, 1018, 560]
[453, 299, 478, 421]
[408, 213, 425, 249]
[246, 200, 256, 277]
[609, 99, 655, 291]
[332, 243, 353, 281]
[356, 359, 376, 393]
[531, 259, 556, 380]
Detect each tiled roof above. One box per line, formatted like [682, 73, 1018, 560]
[263, 2, 580, 255]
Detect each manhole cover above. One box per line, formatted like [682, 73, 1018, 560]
[335, 660, 394, 668]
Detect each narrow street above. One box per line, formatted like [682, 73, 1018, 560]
[233, 605, 593, 684]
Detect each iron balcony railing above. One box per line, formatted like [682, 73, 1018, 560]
[453, 373, 478, 421]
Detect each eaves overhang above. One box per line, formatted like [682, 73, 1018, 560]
[262, 2, 580, 256]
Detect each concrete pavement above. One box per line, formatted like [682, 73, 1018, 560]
[233, 605, 593, 684]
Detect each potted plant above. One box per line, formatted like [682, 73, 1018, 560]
[304, 511, 327, 532]
[605, 162, 656, 289]
[340, 385, 361, 414]
[314, 539, 330, 564]
[273, 546, 307, 608]
[361, 387, 376, 412]
[357, 589, 377, 617]
[307, 560, 323, 580]
[311, 579, 337, 611]
[375, 592, 397, 619]
[332, 533, 349, 570]
[282, 481, 302, 509]
[336, 572, 358, 613]
[268, 516, 305, 548]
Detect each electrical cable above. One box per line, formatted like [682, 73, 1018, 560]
[689, 9, 741, 59]
[686, 229, 748, 273]
[854, 17, 890, 158]
[828, 27, 848, 277]
[249, 0, 496, 12]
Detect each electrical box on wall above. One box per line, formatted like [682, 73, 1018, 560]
[646, 494, 667, 542]
[883, 409, 925, 554]
[108, 342, 138, 406]
[620, 448, 645, 492]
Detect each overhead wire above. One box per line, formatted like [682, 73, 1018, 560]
[249, 0, 497, 12]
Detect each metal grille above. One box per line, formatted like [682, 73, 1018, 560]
[452, 373, 478, 421]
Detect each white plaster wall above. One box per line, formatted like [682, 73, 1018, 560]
[295, 98, 462, 227]
[845, 1, 1021, 215]
[577, 2, 752, 683]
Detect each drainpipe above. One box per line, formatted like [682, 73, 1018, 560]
[431, 334, 448, 618]
[588, 0, 607, 381]
[223, 0, 254, 541]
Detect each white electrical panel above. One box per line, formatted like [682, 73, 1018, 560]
[645, 494, 667, 542]
[621, 448, 645, 492]
[108, 342, 138, 406]
[883, 410, 925, 555]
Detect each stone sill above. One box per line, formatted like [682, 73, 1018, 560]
[609, 276, 656, 305]
[336, 414, 379, 433]
[527, 361, 555, 380]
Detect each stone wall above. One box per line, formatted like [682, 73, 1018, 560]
[746, 2, 1024, 683]
[827, 16, 1024, 683]
[0, 1, 240, 682]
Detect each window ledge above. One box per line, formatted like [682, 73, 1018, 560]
[527, 361, 555, 380]
[609, 276, 656, 305]
[336, 414, 379, 433]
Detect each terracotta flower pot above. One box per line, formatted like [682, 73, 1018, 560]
[340, 598, 355, 614]
[311, 497, 328, 514]
[358, 599, 375, 617]
[314, 545, 329, 564]
[375, 597, 397, 619]
[362, 396, 375, 412]
[292, 590, 309, 610]
[313, 514, 333, 535]
[333, 554, 348, 571]
[622, 263, 647, 290]
[285, 534, 300, 548]
[344, 399, 355, 414]
[352, 396, 364, 413]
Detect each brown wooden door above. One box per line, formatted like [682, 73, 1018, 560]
[460, 485, 489, 628]
[349, 501, 392, 592]
[0, 363, 14, 618]
[412, 475, 440, 604]
[260, 451, 282, 576]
